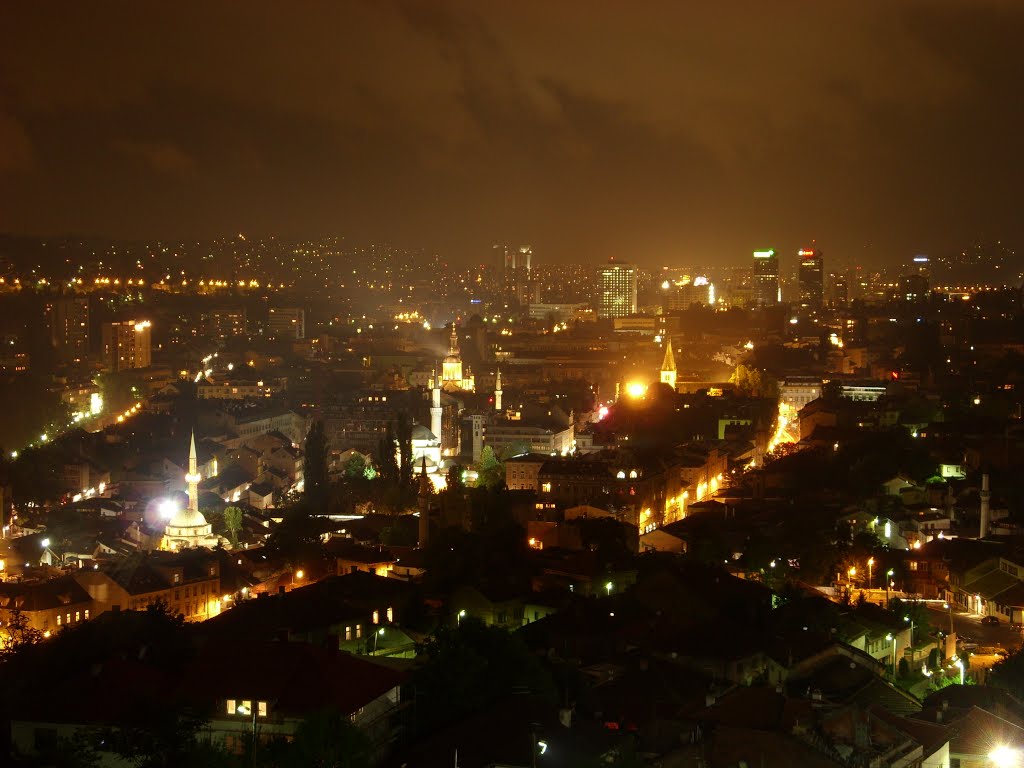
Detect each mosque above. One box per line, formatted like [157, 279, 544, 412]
[160, 432, 226, 551]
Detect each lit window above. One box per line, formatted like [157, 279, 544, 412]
[356, 624, 362, 639]
[75, 611, 80, 622]
[66, 613, 71, 624]
[226, 699, 236, 715]
[84, 609, 89, 620]
[57, 615, 62, 626]
[258, 701, 268, 717]
[629, 470, 638, 479]
[345, 626, 352, 641]
[372, 610, 379, 625]
[386, 607, 393, 622]
[541, 482, 552, 493]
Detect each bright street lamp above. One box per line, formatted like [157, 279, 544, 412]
[605, 581, 613, 596]
[867, 558, 874, 589]
[236, 703, 258, 765]
[457, 609, 466, 624]
[988, 745, 1021, 767]
[372, 627, 385, 655]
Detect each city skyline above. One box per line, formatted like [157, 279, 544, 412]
[3, 2, 1024, 266]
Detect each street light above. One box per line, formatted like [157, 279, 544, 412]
[457, 609, 466, 624]
[886, 633, 897, 676]
[943, 602, 955, 635]
[886, 569, 894, 608]
[236, 702, 258, 765]
[953, 657, 965, 686]
[904, 615, 915, 649]
[372, 627, 385, 655]
[988, 745, 1021, 767]
[867, 558, 874, 589]
[605, 581, 613, 596]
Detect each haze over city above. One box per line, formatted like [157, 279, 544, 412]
[3, 1, 1024, 266]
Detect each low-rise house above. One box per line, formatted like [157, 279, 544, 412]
[0, 575, 94, 635]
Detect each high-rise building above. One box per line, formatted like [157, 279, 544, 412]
[797, 248, 824, 309]
[102, 320, 151, 371]
[495, 243, 536, 303]
[46, 296, 90, 362]
[752, 249, 780, 307]
[267, 307, 305, 339]
[826, 272, 848, 308]
[208, 307, 247, 339]
[598, 260, 638, 318]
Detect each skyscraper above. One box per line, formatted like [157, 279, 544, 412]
[797, 248, 824, 309]
[752, 249, 780, 307]
[102, 320, 151, 371]
[46, 296, 90, 362]
[598, 259, 638, 318]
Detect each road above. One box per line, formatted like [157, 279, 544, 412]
[924, 604, 1023, 653]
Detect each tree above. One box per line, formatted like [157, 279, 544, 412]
[730, 364, 779, 399]
[0, 607, 43, 659]
[222, 506, 242, 547]
[378, 427, 398, 485]
[411, 618, 555, 734]
[271, 708, 372, 768]
[343, 453, 366, 480]
[476, 445, 504, 489]
[304, 420, 329, 514]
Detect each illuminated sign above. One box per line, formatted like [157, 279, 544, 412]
[753, 249, 775, 259]
[798, 249, 817, 257]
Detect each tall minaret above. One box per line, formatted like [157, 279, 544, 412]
[980, 473, 991, 538]
[494, 367, 503, 411]
[430, 367, 443, 446]
[185, 430, 202, 513]
[417, 456, 431, 548]
[660, 339, 677, 391]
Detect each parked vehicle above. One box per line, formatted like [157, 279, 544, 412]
[982, 616, 1000, 626]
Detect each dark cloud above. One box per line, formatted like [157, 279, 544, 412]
[0, 0, 1021, 266]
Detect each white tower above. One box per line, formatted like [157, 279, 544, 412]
[660, 339, 677, 391]
[430, 368, 443, 449]
[980, 473, 991, 538]
[185, 430, 202, 513]
[494, 368, 503, 411]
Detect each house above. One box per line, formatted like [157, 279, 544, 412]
[450, 585, 557, 629]
[73, 550, 222, 622]
[0, 576, 94, 635]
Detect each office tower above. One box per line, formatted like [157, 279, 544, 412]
[208, 307, 247, 339]
[826, 272, 848, 308]
[267, 307, 305, 339]
[598, 259, 638, 318]
[667, 278, 713, 311]
[797, 248, 824, 309]
[495, 243, 536, 303]
[102, 320, 151, 371]
[752, 249, 780, 307]
[46, 296, 90, 362]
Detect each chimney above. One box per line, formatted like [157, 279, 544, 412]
[980, 473, 991, 538]
[936, 709, 943, 724]
[942, 699, 949, 711]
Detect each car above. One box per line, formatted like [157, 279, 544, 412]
[981, 616, 1000, 626]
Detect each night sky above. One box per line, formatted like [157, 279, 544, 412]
[2, 1, 1022, 266]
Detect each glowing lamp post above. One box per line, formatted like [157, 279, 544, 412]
[867, 558, 874, 589]
[989, 745, 1021, 766]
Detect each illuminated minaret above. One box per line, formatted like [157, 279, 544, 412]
[417, 456, 431, 548]
[430, 367, 443, 445]
[660, 339, 677, 391]
[185, 430, 202, 513]
[980, 473, 992, 538]
[494, 367, 503, 411]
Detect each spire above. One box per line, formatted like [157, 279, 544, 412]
[494, 367, 503, 411]
[449, 324, 459, 355]
[661, 339, 676, 373]
[660, 339, 677, 391]
[189, 430, 198, 474]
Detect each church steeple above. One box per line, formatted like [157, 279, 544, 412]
[449, 325, 459, 356]
[660, 339, 677, 391]
[494, 367, 503, 411]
